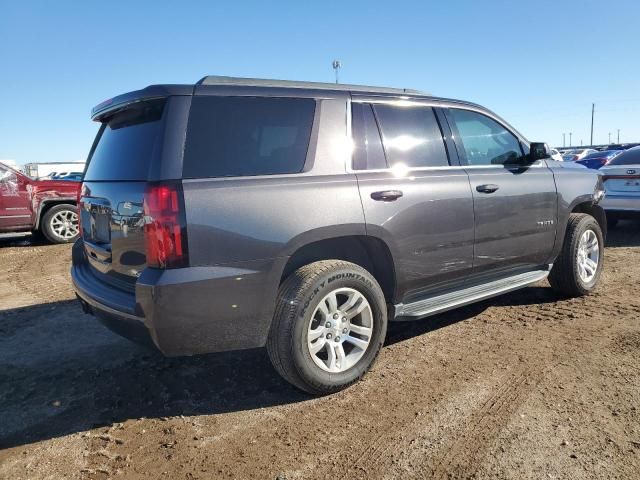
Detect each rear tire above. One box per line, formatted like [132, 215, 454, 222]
[41, 204, 79, 244]
[267, 260, 387, 395]
[549, 213, 604, 297]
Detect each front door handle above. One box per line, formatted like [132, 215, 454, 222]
[476, 184, 500, 194]
[371, 190, 403, 201]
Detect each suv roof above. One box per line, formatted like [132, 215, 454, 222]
[196, 75, 424, 95]
[91, 76, 488, 121]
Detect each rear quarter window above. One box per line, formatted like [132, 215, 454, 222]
[183, 96, 316, 178]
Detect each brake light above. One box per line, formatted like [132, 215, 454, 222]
[143, 182, 189, 269]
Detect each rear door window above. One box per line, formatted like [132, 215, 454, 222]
[351, 103, 387, 170]
[449, 109, 523, 166]
[183, 96, 316, 178]
[84, 99, 166, 181]
[373, 104, 449, 168]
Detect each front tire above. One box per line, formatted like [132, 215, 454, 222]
[549, 213, 604, 297]
[41, 204, 79, 244]
[267, 260, 387, 395]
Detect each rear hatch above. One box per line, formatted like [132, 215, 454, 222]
[80, 98, 171, 291]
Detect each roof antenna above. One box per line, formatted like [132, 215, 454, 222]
[332, 60, 342, 84]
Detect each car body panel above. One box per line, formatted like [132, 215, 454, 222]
[464, 162, 558, 277]
[355, 168, 475, 302]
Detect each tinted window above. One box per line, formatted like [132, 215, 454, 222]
[351, 103, 386, 170]
[449, 109, 522, 165]
[609, 148, 640, 165]
[184, 96, 315, 178]
[373, 104, 448, 168]
[85, 99, 165, 181]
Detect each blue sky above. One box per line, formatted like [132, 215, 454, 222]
[1, 0, 639, 164]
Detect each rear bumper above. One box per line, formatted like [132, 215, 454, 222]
[71, 239, 283, 356]
[600, 194, 640, 212]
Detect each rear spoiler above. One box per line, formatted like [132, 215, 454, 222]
[91, 84, 193, 121]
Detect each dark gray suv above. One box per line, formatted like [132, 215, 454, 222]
[72, 76, 606, 394]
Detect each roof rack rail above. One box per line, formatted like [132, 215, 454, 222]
[196, 75, 424, 95]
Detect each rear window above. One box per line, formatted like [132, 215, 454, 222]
[183, 96, 315, 178]
[85, 99, 165, 181]
[608, 148, 640, 165]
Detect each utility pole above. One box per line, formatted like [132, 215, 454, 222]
[332, 60, 342, 84]
[580, 139, 583, 146]
[617, 129, 620, 143]
[590, 103, 595, 146]
[569, 132, 572, 147]
[562, 133, 566, 147]
[608, 132, 612, 144]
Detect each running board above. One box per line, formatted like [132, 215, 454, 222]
[394, 269, 550, 321]
[0, 232, 32, 240]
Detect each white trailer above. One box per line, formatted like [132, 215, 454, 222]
[23, 161, 86, 179]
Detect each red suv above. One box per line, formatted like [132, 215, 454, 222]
[0, 161, 80, 243]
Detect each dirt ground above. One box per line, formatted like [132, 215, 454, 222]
[1, 223, 639, 480]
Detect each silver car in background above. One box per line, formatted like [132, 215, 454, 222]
[600, 146, 640, 227]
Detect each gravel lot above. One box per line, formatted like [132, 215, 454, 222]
[1, 223, 639, 479]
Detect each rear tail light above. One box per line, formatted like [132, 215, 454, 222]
[143, 182, 189, 269]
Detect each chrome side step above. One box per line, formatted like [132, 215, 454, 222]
[394, 269, 550, 320]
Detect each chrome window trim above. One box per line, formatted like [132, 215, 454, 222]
[347, 97, 535, 174]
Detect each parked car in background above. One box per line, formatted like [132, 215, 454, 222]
[550, 148, 563, 161]
[562, 148, 597, 162]
[72, 76, 607, 394]
[600, 146, 640, 227]
[576, 150, 622, 170]
[0, 161, 80, 243]
[606, 143, 640, 151]
[23, 161, 85, 179]
[52, 172, 83, 181]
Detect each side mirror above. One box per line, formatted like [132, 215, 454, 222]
[529, 142, 551, 162]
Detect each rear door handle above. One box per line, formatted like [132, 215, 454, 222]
[476, 184, 500, 194]
[371, 190, 403, 201]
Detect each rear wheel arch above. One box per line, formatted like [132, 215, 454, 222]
[35, 199, 77, 230]
[280, 235, 397, 303]
[39, 202, 79, 244]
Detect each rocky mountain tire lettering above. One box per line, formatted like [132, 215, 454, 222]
[299, 272, 374, 318]
[328, 272, 373, 287]
[300, 281, 326, 317]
